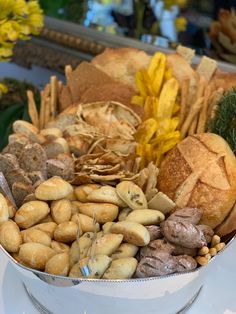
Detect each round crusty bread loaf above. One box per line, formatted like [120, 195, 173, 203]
[157, 133, 236, 235]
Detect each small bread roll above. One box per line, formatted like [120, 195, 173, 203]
[40, 128, 63, 140]
[78, 203, 119, 224]
[71, 213, 100, 233]
[102, 222, 115, 234]
[35, 177, 73, 201]
[69, 255, 112, 279]
[90, 234, 123, 256]
[51, 199, 72, 224]
[45, 253, 70, 276]
[87, 186, 126, 207]
[51, 241, 70, 254]
[126, 209, 165, 225]
[13, 120, 45, 144]
[14, 201, 50, 229]
[118, 208, 132, 221]
[69, 232, 94, 267]
[54, 221, 79, 243]
[0, 220, 22, 253]
[0, 193, 9, 223]
[19, 243, 56, 270]
[111, 243, 138, 259]
[74, 184, 100, 203]
[111, 221, 150, 246]
[103, 257, 138, 279]
[21, 229, 51, 247]
[116, 181, 147, 210]
[29, 222, 57, 238]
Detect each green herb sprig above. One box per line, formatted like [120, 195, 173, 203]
[208, 89, 236, 154]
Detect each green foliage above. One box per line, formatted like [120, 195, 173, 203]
[39, 0, 87, 23]
[208, 89, 236, 154]
[0, 78, 40, 150]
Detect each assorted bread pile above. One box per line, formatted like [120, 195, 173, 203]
[0, 46, 236, 280]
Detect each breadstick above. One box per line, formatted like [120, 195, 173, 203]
[187, 76, 206, 135]
[27, 90, 39, 128]
[39, 84, 50, 129]
[188, 115, 198, 135]
[196, 86, 212, 133]
[207, 88, 224, 119]
[179, 79, 190, 127]
[181, 97, 204, 138]
[65, 65, 72, 82]
[50, 76, 57, 121]
[39, 91, 45, 130]
[44, 96, 51, 126]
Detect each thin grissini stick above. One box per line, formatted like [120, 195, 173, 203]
[39, 84, 50, 129]
[50, 76, 57, 121]
[188, 76, 206, 135]
[57, 81, 64, 113]
[208, 88, 224, 120]
[39, 91, 45, 130]
[27, 90, 39, 129]
[197, 86, 212, 133]
[181, 97, 204, 138]
[44, 96, 51, 126]
[65, 65, 72, 82]
[179, 78, 190, 128]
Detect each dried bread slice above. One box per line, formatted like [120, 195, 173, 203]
[176, 45, 195, 64]
[196, 56, 217, 83]
[148, 192, 175, 214]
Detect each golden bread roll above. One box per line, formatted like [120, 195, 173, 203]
[90, 233, 123, 256]
[0, 193, 9, 223]
[116, 181, 147, 210]
[51, 199, 72, 224]
[21, 229, 51, 247]
[19, 243, 56, 270]
[45, 253, 70, 276]
[35, 177, 73, 201]
[87, 185, 126, 207]
[111, 243, 138, 259]
[111, 221, 150, 246]
[0, 220, 22, 253]
[157, 133, 236, 234]
[78, 203, 119, 224]
[125, 209, 165, 225]
[102, 257, 138, 279]
[14, 201, 50, 229]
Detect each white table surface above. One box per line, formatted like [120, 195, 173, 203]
[1, 240, 236, 314]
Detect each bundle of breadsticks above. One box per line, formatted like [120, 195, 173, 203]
[26, 66, 73, 130]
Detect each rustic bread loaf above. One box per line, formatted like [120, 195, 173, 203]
[157, 133, 236, 235]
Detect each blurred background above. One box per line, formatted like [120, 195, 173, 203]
[39, 0, 236, 58]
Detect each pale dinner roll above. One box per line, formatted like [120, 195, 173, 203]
[157, 133, 236, 234]
[35, 177, 73, 201]
[111, 221, 150, 246]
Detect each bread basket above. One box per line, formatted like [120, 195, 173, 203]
[1, 234, 235, 314]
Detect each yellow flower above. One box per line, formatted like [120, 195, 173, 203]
[27, 1, 43, 15]
[0, 0, 14, 20]
[27, 14, 44, 34]
[0, 21, 20, 41]
[0, 83, 8, 98]
[175, 17, 187, 32]
[12, 0, 28, 16]
[0, 46, 13, 58]
[0, 83, 8, 93]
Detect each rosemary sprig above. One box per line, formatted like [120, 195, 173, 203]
[208, 89, 236, 154]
